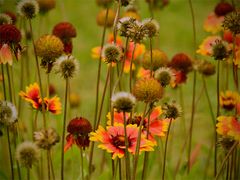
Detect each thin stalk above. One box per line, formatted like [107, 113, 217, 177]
[162, 119, 173, 180]
[187, 0, 197, 173]
[119, 158, 122, 180]
[49, 150, 55, 180]
[129, 43, 136, 92]
[28, 19, 47, 128]
[179, 86, 186, 136]
[61, 78, 69, 180]
[215, 142, 238, 180]
[113, 0, 121, 43]
[6, 64, 12, 101]
[27, 168, 30, 180]
[123, 111, 130, 180]
[148, 1, 154, 18]
[132, 103, 148, 180]
[80, 147, 84, 180]
[232, 35, 238, 91]
[47, 151, 51, 180]
[32, 111, 38, 139]
[150, 38, 153, 77]
[7, 127, 14, 180]
[1, 64, 6, 99]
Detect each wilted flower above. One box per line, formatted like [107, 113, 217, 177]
[16, 141, 40, 168]
[0, 24, 21, 45]
[117, 17, 135, 37]
[54, 55, 79, 79]
[37, 0, 55, 13]
[214, 2, 234, 17]
[111, 92, 136, 112]
[162, 102, 182, 119]
[198, 60, 215, 76]
[0, 101, 18, 126]
[52, 22, 77, 42]
[17, 0, 39, 19]
[142, 49, 168, 71]
[133, 78, 163, 102]
[102, 44, 122, 63]
[212, 40, 229, 60]
[223, 10, 240, 35]
[142, 18, 159, 38]
[169, 53, 192, 74]
[96, 9, 116, 27]
[154, 67, 175, 87]
[220, 90, 239, 110]
[34, 127, 60, 149]
[35, 35, 64, 72]
[0, 13, 12, 25]
[90, 124, 154, 159]
[64, 117, 92, 151]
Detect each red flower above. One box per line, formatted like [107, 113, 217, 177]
[64, 117, 92, 152]
[63, 41, 73, 54]
[214, 2, 234, 17]
[169, 53, 192, 74]
[0, 24, 21, 45]
[52, 22, 77, 42]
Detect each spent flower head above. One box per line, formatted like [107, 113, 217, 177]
[214, 2, 234, 17]
[54, 55, 79, 79]
[142, 18, 159, 38]
[17, 0, 39, 19]
[16, 141, 40, 168]
[212, 40, 229, 60]
[155, 67, 175, 87]
[34, 128, 60, 150]
[111, 92, 136, 112]
[102, 44, 122, 63]
[197, 60, 216, 76]
[0, 101, 18, 126]
[163, 101, 182, 119]
[0, 13, 12, 25]
[223, 10, 240, 35]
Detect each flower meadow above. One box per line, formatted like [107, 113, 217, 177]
[0, 0, 240, 179]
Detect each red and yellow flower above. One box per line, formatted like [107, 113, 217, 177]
[197, 36, 222, 56]
[203, 12, 224, 34]
[219, 90, 239, 110]
[90, 124, 154, 159]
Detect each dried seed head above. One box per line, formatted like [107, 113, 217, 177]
[111, 92, 136, 112]
[222, 10, 240, 35]
[17, 0, 39, 19]
[142, 18, 159, 38]
[154, 67, 175, 87]
[0, 13, 12, 25]
[0, 101, 18, 126]
[133, 78, 163, 102]
[16, 141, 40, 168]
[102, 44, 122, 63]
[163, 102, 182, 119]
[212, 40, 229, 60]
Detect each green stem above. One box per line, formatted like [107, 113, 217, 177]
[215, 142, 238, 180]
[123, 111, 130, 180]
[80, 147, 84, 180]
[1, 64, 6, 100]
[6, 64, 12, 102]
[28, 19, 47, 128]
[27, 168, 30, 180]
[150, 38, 153, 77]
[119, 158, 122, 180]
[49, 150, 55, 180]
[132, 103, 148, 180]
[162, 119, 172, 180]
[129, 43, 136, 93]
[47, 151, 51, 180]
[61, 78, 69, 180]
[7, 127, 14, 180]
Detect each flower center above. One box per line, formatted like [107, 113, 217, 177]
[112, 135, 126, 148]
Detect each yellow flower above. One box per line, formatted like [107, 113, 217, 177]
[220, 90, 239, 110]
[197, 36, 221, 56]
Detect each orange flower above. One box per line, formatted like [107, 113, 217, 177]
[19, 83, 41, 109]
[219, 90, 239, 110]
[44, 96, 62, 114]
[90, 124, 154, 159]
[197, 36, 221, 56]
[203, 12, 224, 34]
[0, 44, 13, 65]
[170, 69, 187, 88]
[137, 67, 151, 78]
[107, 106, 169, 143]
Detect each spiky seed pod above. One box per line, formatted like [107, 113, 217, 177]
[54, 55, 79, 79]
[0, 101, 18, 126]
[212, 40, 229, 60]
[163, 102, 182, 119]
[0, 24, 22, 45]
[198, 60, 216, 76]
[52, 22, 77, 42]
[169, 53, 193, 73]
[34, 128, 60, 150]
[223, 10, 240, 35]
[37, 0, 55, 14]
[214, 2, 234, 17]
[218, 137, 235, 151]
[102, 44, 122, 63]
[17, 0, 39, 19]
[142, 49, 168, 71]
[4, 11, 17, 24]
[96, 0, 113, 7]
[154, 67, 175, 87]
[117, 17, 135, 37]
[16, 141, 40, 168]
[96, 9, 116, 28]
[142, 18, 159, 38]
[0, 14, 12, 25]
[111, 92, 136, 112]
[128, 20, 148, 43]
[67, 117, 92, 136]
[133, 78, 163, 102]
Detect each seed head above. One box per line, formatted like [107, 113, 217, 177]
[17, 0, 39, 19]
[103, 44, 122, 63]
[0, 13, 12, 25]
[142, 18, 159, 38]
[111, 92, 136, 112]
[198, 60, 215, 76]
[0, 101, 18, 126]
[212, 40, 229, 60]
[54, 55, 79, 79]
[16, 141, 40, 168]
[154, 67, 175, 87]
[4, 11, 17, 24]
[133, 78, 163, 102]
[142, 49, 168, 71]
[223, 10, 240, 35]
[163, 102, 182, 119]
